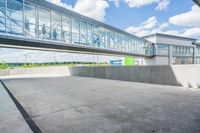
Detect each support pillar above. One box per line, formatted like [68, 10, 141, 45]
[193, 45, 197, 64]
[168, 45, 172, 65]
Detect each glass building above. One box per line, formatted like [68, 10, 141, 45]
[0, 0, 153, 57]
[143, 33, 199, 65]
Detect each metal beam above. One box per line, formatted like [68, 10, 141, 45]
[0, 35, 153, 58]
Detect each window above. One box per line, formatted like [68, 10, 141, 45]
[72, 19, 79, 44]
[109, 31, 115, 49]
[62, 15, 71, 43]
[0, 0, 5, 17]
[157, 44, 169, 56]
[80, 21, 87, 44]
[7, 0, 23, 35]
[87, 23, 93, 46]
[24, 2, 37, 38]
[99, 27, 106, 48]
[0, 0, 5, 33]
[39, 8, 50, 40]
[104, 28, 109, 49]
[93, 26, 100, 47]
[51, 11, 61, 40]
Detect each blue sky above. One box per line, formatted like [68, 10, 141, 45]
[52, 0, 200, 38]
[1, 0, 200, 63]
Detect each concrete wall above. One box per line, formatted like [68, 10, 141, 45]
[0, 66, 70, 76]
[69, 65, 200, 88]
[1, 65, 200, 88]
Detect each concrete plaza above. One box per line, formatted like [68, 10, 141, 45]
[1, 76, 200, 133]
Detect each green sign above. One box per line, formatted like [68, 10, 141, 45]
[124, 56, 135, 66]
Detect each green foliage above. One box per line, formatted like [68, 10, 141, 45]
[0, 61, 9, 69]
[5, 61, 108, 69]
[21, 63, 40, 68]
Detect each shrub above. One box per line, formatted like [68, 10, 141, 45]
[0, 61, 9, 69]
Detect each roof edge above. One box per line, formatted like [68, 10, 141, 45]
[142, 33, 197, 41]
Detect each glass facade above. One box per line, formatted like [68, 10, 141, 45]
[51, 11, 61, 40]
[197, 46, 200, 57]
[7, 0, 23, 36]
[0, 0, 5, 33]
[156, 44, 169, 56]
[0, 0, 154, 56]
[24, 2, 37, 38]
[172, 57, 193, 64]
[39, 8, 50, 39]
[172, 45, 193, 57]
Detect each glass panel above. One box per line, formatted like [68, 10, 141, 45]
[0, 17, 5, 32]
[122, 36, 126, 52]
[62, 15, 71, 43]
[0, 0, 5, 33]
[7, 19, 23, 35]
[99, 27, 105, 48]
[173, 46, 193, 57]
[110, 31, 115, 49]
[24, 2, 37, 38]
[7, 0, 23, 21]
[197, 46, 200, 56]
[156, 44, 169, 55]
[72, 19, 80, 44]
[87, 23, 93, 45]
[93, 26, 100, 47]
[0, 0, 5, 17]
[80, 21, 87, 44]
[39, 8, 50, 39]
[51, 11, 61, 40]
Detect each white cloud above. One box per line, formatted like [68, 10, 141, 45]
[126, 16, 169, 36]
[125, 0, 170, 11]
[168, 5, 200, 38]
[181, 27, 200, 38]
[74, 0, 109, 22]
[47, 0, 109, 22]
[109, 0, 120, 7]
[46, 0, 73, 9]
[125, 0, 159, 8]
[142, 16, 158, 29]
[169, 5, 200, 27]
[126, 12, 200, 39]
[162, 30, 179, 36]
[155, 0, 170, 11]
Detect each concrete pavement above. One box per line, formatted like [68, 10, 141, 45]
[0, 82, 32, 133]
[1, 76, 200, 133]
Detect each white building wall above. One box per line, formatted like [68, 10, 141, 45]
[156, 36, 194, 46]
[144, 36, 157, 43]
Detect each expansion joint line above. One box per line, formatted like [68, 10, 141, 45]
[0, 80, 42, 133]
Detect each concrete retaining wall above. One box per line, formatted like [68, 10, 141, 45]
[69, 65, 200, 88]
[0, 66, 70, 76]
[1, 65, 200, 88]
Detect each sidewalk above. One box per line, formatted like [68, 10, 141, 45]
[0, 82, 32, 133]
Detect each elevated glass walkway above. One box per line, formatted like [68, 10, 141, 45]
[0, 0, 154, 57]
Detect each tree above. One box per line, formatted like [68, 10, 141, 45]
[0, 61, 9, 69]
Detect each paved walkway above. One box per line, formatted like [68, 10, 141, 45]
[0, 82, 32, 133]
[1, 76, 200, 133]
